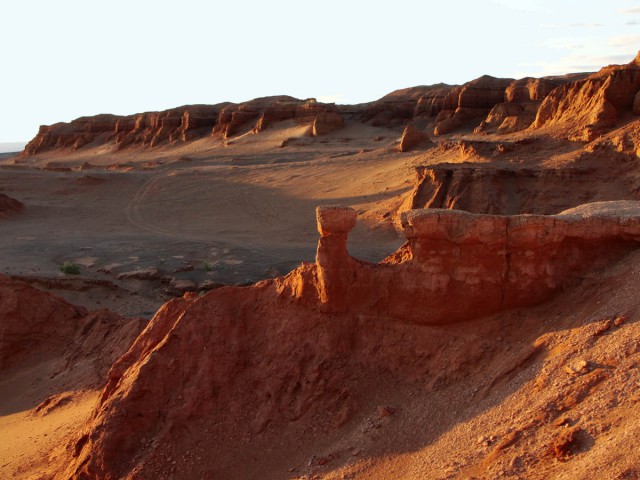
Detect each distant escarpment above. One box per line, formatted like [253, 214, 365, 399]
[23, 97, 343, 155]
[360, 73, 585, 136]
[20, 52, 640, 156]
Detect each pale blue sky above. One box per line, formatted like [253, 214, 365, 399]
[0, 0, 638, 144]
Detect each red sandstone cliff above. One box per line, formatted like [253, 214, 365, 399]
[20, 59, 609, 157]
[23, 97, 343, 155]
[532, 56, 640, 140]
[57, 202, 640, 479]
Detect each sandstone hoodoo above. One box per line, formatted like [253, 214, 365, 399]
[57, 202, 640, 479]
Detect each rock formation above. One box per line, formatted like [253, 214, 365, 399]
[58, 202, 640, 479]
[403, 163, 640, 215]
[0, 275, 144, 373]
[22, 97, 340, 155]
[633, 90, 640, 115]
[398, 124, 432, 152]
[19, 63, 598, 156]
[312, 111, 345, 136]
[532, 56, 640, 140]
[0, 193, 24, 218]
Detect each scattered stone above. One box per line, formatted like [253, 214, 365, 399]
[172, 264, 194, 274]
[117, 268, 161, 281]
[165, 279, 197, 296]
[548, 426, 581, 459]
[564, 359, 588, 376]
[198, 280, 225, 291]
[376, 405, 396, 418]
[613, 315, 626, 327]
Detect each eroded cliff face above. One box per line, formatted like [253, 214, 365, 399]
[60, 202, 640, 479]
[532, 57, 640, 140]
[23, 97, 343, 155]
[404, 161, 640, 216]
[20, 62, 606, 157]
[363, 73, 585, 136]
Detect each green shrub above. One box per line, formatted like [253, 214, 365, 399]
[60, 262, 80, 275]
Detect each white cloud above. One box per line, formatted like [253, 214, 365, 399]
[517, 53, 633, 77]
[316, 94, 346, 104]
[608, 35, 640, 47]
[619, 7, 640, 14]
[536, 38, 585, 50]
[541, 23, 604, 29]
[492, 0, 548, 13]
[626, 19, 640, 25]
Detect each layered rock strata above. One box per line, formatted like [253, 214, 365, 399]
[23, 97, 342, 155]
[532, 56, 640, 140]
[404, 163, 640, 215]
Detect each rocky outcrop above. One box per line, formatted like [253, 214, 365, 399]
[532, 54, 640, 140]
[433, 115, 463, 136]
[0, 275, 144, 372]
[214, 97, 338, 138]
[312, 203, 640, 320]
[360, 84, 453, 126]
[59, 202, 640, 479]
[312, 111, 345, 136]
[399, 124, 432, 151]
[403, 163, 639, 215]
[633, 90, 640, 115]
[0, 193, 24, 218]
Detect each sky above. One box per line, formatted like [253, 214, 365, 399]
[0, 0, 639, 145]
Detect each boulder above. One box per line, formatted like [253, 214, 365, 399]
[399, 124, 432, 152]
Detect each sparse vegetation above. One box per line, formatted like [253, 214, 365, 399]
[60, 262, 81, 275]
[203, 260, 212, 272]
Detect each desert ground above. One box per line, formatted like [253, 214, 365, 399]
[1, 54, 640, 479]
